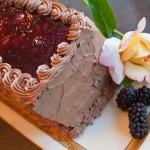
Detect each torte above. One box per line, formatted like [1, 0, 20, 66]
[0, 0, 116, 138]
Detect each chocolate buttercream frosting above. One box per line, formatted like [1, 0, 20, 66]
[0, 0, 116, 138]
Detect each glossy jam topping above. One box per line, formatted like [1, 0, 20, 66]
[0, 2, 69, 77]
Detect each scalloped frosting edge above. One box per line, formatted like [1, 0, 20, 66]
[0, 0, 92, 106]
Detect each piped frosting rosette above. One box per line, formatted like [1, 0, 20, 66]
[11, 73, 46, 106]
[0, 63, 11, 85]
[3, 69, 22, 90]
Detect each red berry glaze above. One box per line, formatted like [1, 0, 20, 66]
[0, 2, 69, 77]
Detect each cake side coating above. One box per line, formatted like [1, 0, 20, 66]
[34, 17, 116, 137]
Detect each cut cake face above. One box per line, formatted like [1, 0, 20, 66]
[0, 0, 116, 138]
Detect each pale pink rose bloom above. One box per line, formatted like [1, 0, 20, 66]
[99, 17, 150, 84]
[120, 17, 150, 83]
[99, 37, 124, 84]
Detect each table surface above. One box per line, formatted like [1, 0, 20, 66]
[0, 0, 150, 149]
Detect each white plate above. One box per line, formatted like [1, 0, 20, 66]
[75, 96, 131, 150]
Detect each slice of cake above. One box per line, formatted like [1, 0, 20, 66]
[0, 0, 116, 138]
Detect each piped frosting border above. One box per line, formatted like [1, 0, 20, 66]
[0, 0, 92, 106]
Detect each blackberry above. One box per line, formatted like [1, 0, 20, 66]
[116, 86, 136, 111]
[136, 86, 150, 105]
[128, 102, 148, 139]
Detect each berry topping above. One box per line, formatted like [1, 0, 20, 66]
[0, 2, 69, 77]
[128, 102, 148, 139]
[116, 86, 136, 111]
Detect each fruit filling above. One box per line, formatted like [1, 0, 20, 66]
[0, 2, 69, 77]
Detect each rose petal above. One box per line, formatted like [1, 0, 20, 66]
[124, 61, 150, 83]
[119, 17, 147, 53]
[146, 76, 150, 83]
[137, 17, 146, 33]
[133, 41, 150, 58]
[109, 62, 125, 84]
[99, 47, 119, 67]
[121, 32, 133, 43]
[119, 31, 135, 52]
[142, 62, 150, 72]
[120, 35, 140, 61]
[99, 37, 125, 84]
[140, 33, 150, 51]
[130, 57, 144, 65]
[99, 37, 121, 67]
[140, 33, 150, 43]
[121, 49, 136, 62]
[101, 37, 121, 52]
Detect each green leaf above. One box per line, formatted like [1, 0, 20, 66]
[121, 76, 134, 87]
[82, 0, 89, 6]
[88, 0, 117, 37]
